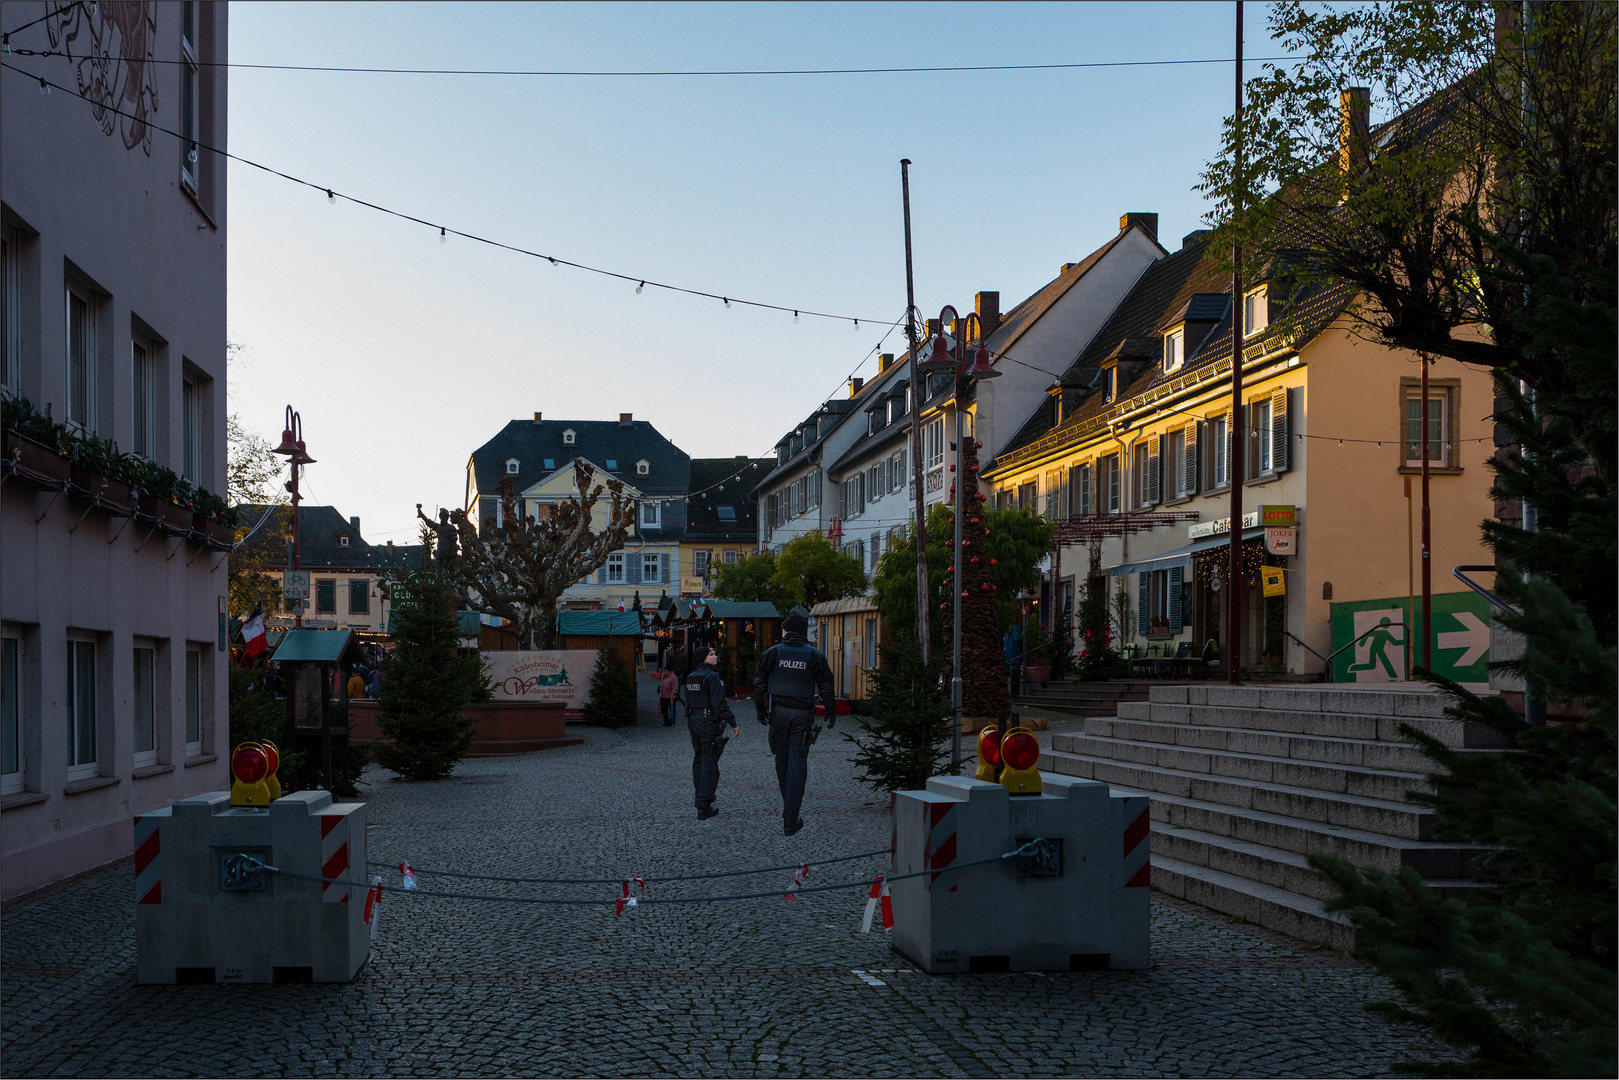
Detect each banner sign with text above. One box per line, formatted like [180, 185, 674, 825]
[482, 650, 599, 714]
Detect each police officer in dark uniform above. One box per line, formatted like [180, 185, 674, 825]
[684, 646, 739, 820]
[753, 613, 835, 836]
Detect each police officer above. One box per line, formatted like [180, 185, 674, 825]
[753, 613, 835, 836]
[684, 646, 738, 820]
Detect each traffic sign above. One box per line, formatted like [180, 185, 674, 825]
[282, 571, 310, 599]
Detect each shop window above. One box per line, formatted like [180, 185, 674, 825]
[1137, 567, 1184, 637]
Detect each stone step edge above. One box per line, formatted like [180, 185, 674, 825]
[1052, 731, 1433, 783]
[1125, 703, 1471, 731]
[1154, 822, 1485, 890]
[1147, 692, 1449, 721]
[1055, 771, 1465, 856]
[1093, 715, 1497, 756]
[1150, 853, 1356, 944]
[1042, 747, 1434, 817]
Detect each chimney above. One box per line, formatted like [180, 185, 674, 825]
[1118, 212, 1159, 239]
[974, 292, 1000, 336]
[850, 377, 864, 397]
[350, 516, 360, 534]
[925, 318, 941, 341]
[1339, 87, 1370, 174]
[532, 411, 542, 422]
[1182, 229, 1212, 250]
[619, 412, 633, 425]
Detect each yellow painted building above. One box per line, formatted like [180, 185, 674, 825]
[983, 232, 1496, 676]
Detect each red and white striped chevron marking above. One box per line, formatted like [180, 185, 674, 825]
[133, 815, 162, 905]
[1121, 795, 1152, 889]
[925, 801, 958, 893]
[319, 812, 351, 902]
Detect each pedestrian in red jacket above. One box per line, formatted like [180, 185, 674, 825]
[657, 668, 679, 726]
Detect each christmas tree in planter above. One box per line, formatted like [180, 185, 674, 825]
[846, 638, 953, 793]
[938, 434, 1010, 723]
[582, 645, 637, 726]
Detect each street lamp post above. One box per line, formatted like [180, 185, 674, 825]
[919, 307, 1000, 770]
[271, 406, 316, 628]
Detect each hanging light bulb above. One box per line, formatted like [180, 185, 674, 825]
[327, 189, 335, 204]
[793, 311, 799, 324]
[635, 281, 644, 294]
[439, 227, 447, 245]
[723, 297, 730, 308]
[39, 77, 50, 95]
[187, 147, 198, 164]
[853, 319, 859, 331]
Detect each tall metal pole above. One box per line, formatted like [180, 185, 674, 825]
[1419, 352, 1432, 670]
[950, 320, 967, 773]
[900, 159, 930, 663]
[1226, 0, 1246, 684]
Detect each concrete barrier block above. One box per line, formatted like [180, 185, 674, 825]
[135, 790, 369, 984]
[892, 773, 1149, 974]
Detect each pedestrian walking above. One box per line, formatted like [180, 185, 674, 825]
[753, 613, 835, 836]
[347, 665, 368, 700]
[657, 668, 679, 726]
[684, 646, 738, 820]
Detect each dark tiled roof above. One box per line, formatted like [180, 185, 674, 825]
[468, 418, 690, 497]
[686, 457, 772, 541]
[828, 416, 912, 477]
[1165, 293, 1232, 326]
[233, 504, 426, 573]
[754, 399, 858, 492]
[984, 227, 1154, 355]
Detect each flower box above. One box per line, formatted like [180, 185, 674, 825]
[1024, 663, 1053, 683]
[3, 430, 70, 490]
[68, 466, 137, 515]
[194, 514, 235, 549]
[138, 492, 196, 533]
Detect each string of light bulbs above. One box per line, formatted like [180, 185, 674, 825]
[3, 61, 896, 329]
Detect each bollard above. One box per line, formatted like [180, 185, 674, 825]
[134, 789, 369, 984]
[890, 773, 1150, 973]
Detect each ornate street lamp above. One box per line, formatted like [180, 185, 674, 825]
[272, 406, 313, 628]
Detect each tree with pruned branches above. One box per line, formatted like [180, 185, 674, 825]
[449, 460, 633, 650]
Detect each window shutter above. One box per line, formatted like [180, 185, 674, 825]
[1271, 387, 1290, 472]
[1147, 438, 1161, 505]
[1184, 421, 1200, 495]
[1168, 566, 1184, 630]
[597, 565, 607, 584]
[627, 559, 642, 585]
[1137, 573, 1149, 634]
[661, 553, 670, 581]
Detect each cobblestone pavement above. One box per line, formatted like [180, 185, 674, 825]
[3, 677, 1447, 1078]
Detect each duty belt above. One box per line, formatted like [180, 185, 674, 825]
[771, 696, 814, 711]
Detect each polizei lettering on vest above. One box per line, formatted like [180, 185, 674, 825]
[777, 660, 809, 670]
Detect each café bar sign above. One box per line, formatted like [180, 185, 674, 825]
[1189, 505, 1296, 541]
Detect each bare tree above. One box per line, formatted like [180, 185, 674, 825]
[450, 459, 633, 650]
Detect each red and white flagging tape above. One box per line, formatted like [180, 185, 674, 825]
[784, 862, 810, 903]
[614, 877, 648, 917]
[861, 876, 893, 933]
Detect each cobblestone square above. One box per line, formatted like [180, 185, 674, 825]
[2, 680, 1444, 1078]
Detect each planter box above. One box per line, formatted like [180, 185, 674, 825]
[1024, 664, 1053, 683]
[3, 430, 70, 489]
[194, 513, 235, 549]
[68, 466, 137, 514]
[349, 699, 583, 756]
[137, 494, 195, 533]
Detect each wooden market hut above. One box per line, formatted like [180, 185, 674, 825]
[557, 610, 642, 698]
[702, 600, 783, 693]
[809, 596, 882, 704]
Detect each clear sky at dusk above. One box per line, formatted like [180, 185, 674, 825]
[224, 1, 1293, 542]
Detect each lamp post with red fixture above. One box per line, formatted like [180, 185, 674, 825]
[918, 306, 1000, 769]
[271, 406, 316, 629]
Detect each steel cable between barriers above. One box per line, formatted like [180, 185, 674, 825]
[363, 847, 891, 886]
[246, 842, 1041, 905]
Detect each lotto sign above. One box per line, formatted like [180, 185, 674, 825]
[282, 571, 311, 599]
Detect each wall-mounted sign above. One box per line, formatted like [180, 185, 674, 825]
[1189, 511, 1260, 540]
[1261, 568, 1287, 597]
[1265, 527, 1297, 555]
[680, 576, 704, 595]
[1260, 504, 1297, 527]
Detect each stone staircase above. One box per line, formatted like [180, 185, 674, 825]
[1037, 683, 1505, 949]
[1013, 679, 1156, 719]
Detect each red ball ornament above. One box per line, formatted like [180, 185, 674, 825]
[945, 539, 954, 547]
[980, 584, 990, 591]
[970, 464, 979, 471]
[939, 603, 949, 610]
[948, 464, 956, 472]
[990, 558, 998, 565]
[961, 591, 970, 598]
[975, 441, 983, 449]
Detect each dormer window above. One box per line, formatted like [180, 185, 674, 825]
[505, 458, 520, 475]
[641, 501, 660, 528]
[1164, 329, 1184, 373]
[338, 533, 351, 548]
[636, 459, 650, 476]
[1244, 288, 1269, 336]
[1103, 367, 1118, 404]
[562, 428, 576, 445]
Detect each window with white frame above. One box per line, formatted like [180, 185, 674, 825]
[867, 462, 883, 503]
[66, 636, 97, 780]
[180, 1, 199, 190]
[923, 416, 945, 470]
[643, 552, 662, 582]
[693, 549, 709, 577]
[562, 428, 576, 445]
[67, 285, 96, 430]
[869, 531, 881, 573]
[181, 374, 201, 482]
[1165, 329, 1184, 373]
[888, 450, 905, 492]
[1, 227, 20, 396]
[1133, 441, 1151, 507]
[184, 646, 202, 755]
[1074, 463, 1093, 515]
[1016, 480, 1037, 510]
[606, 553, 625, 583]
[641, 501, 660, 528]
[3, 634, 23, 794]
[1103, 367, 1117, 404]
[133, 643, 157, 767]
[1208, 411, 1231, 488]
[1168, 429, 1188, 498]
[1254, 396, 1274, 474]
[505, 458, 519, 475]
[795, 476, 808, 516]
[1102, 453, 1121, 513]
[1044, 469, 1061, 519]
[131, 341, 156, 458]
[1244, 288, 1269, 336]
[724, 549, 738, 565]
[636, 459, 650, 476]
[1404, 386, 1451, 468]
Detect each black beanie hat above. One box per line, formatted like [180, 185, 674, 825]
[783, 613, 808, 635]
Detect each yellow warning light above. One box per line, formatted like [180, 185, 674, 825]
[999, 727, 1043, 795]
[230, 742, 273, 807]
[974, 725, 1002, 783]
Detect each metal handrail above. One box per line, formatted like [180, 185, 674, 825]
[1284, 621, 1408, 674]
[1452, 564, 1519, 615]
